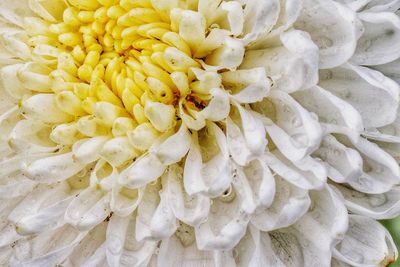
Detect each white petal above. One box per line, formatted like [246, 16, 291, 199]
[294, 0, 361, 68]
[334, 184, 400, 220]
[73, 136, 110, 165]
[10, 225, 86, 267]
[17, 62, 52, 92]
[100, 137, 137, 167]
[344, 136, 400, 194]
[351, 12, 400, 65]
[195, 187, 249, 250]
[221, 68, 271, 103]
[0, 30, 31, 60]
[157, 232, 214, 267]
[241, 158, 276, 208]
[0, 64, 30, 99]
[251, 176, 310, 231]
[0, 1, 34, 27]
[21, 94, 74, 124]
[205, 37, 245, 70]
[144, 101, 176, 132]
[110, 186, 143, 217]
[333, 215, 397, 266]
[228, 103, 267, 165]
[106, 215, 130, 267]
[264, 151, 325, 190]
[313, 135, 363, 184]
[24, 152, 85, 183]
[371, 58, 400, 84]
[293, 85, 363, 136]
[259, 90, 322, 161]
[242, 30, 319, 93]
[64, 186, 111, 231]
[28, 0, 67, 22]
[8, 119, 59, 154]
[184, 122, 231, 197]
[319, 63, 399, 128]
[150, 123, 191, 165]
[241, 0, 280, 44]
[136, 181, 177, 241]
[119, 153, 166, 189]
[64, 223, 107, 267]
[164, 165, 210, 226]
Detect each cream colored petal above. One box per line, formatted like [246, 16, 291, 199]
[9, 224, 86, 267]
[0, 64, 31, 99]
[119, 153, 166, 189]
[157, 231, 215, 267]
[241, 0, 280, 44]
[21, 94, 74, 124]
[28, 0, 67, 22]
[64, 186, 111, 231]
[63, 223, 107, 267]
[150, 123, 191, 165]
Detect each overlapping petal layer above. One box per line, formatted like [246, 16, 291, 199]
[0, 0, 399, 266]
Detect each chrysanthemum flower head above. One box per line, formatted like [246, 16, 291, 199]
[0, 0, 400, 266]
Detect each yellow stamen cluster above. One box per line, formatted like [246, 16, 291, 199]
[27, 0, 214, 149]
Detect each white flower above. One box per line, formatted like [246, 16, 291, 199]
[0, 0, 399, 266]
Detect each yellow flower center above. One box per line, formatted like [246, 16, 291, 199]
[24, 0, 225, 154]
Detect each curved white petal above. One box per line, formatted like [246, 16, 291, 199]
[257, 90, 322, 162]
[251, 176, 310, 231]
[23, 152, 85, 183]
[9, 183, 73, 235]
[333, 215, 397, 267]
[72, 136, 109, 165]
[294, 0, 361, 68]
[319, 63, 399, 128]
[157, 229, 214, 267]
[63, 223, 107, 267]
[106, 214, 157, 267]
[20, 94, 74, 124]
[293, 85, 364, 136]
[351, 12, 400, 65]
[184, 122, 231, 197]
[242, 30, 319, 93]
[136, 181, 177, 241]
[313, 135, 363, 184]
[264, 151, 325, 189]
[150, 123, 191, 165]
[164, 165, 210, 226]
[221, 68, 271, 103]
[335, 184, 400, 220]
[110, 185, 143, 217]
[119, 153, 166, 189]
[195, 186, 249, 250]
[9, 119, 59, 154]
[64, 186, 111, 231]
[0, 64, 30, 99]
[227, 103, 267, 165]
[241, 0, 280, 44]
[10, 225, 86, 267]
